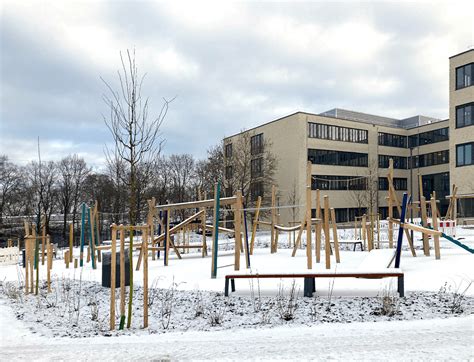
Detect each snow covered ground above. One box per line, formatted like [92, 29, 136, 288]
[0, 227, 473, 360]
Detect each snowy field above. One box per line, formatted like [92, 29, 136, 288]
[0, 227, 473, 360]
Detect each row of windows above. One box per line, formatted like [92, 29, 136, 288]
[251, 158, 263, 178]
[308, 123, 368, 144]
[411, 150, 449, 168]
[456, 142, 473, 167]
[456, 63, 473, 90]
[378, 177, 408, 191]
[456, 103, 473, 128]
[378, 155, 408, 169]
[250, 133, 264, 155]
[311, 207, 369, 223]
[408, 127, 449, 147]
[308, 149, 369, 167]
[311, 175, 367, 191]
[378, 132, 407, 148]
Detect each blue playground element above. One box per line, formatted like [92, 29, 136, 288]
[395, 193, 409, 268]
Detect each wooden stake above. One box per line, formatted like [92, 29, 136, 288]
[110, 224, 116, 330]
[323, 195, 331, 269]
[69, 222, 74, 263]
[41, 223, 46, 265]
[234, 191, 243, 270]
[143, 226, 149, 328]
[65, 250, 70, 269]
[431, 194, 441, 260]
[362, 214, 367, 250]
[119, 226, 126, 328]
[25, 236, 30, 294]
[315, 189, 321, 263]
[388, 190, 394, 248]
[165, 209, 170, 266]
[420, 196, 430, 256]
[74, 258, 78, 268]
[47, 236, 51, 293]
[250, 196, 261, 255]
[330, 208, 340, 263]
[270, 185, 276, 253]
[306, 185, 312, 269]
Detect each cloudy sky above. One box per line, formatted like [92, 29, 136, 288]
[1, 1, 473, 170]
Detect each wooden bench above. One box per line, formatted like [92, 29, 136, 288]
[224, 270, 404, 298]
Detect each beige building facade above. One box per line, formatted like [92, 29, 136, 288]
[224, 50, 473, 225]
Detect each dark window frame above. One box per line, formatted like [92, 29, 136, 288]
[456, 103, 474, 129]
[224, 143, 233, 158]
[250, 133, 264, 156]
[378, 132, 408, 148]
[456, 142, 473, 167]
[250, 157, 263, 178]
[455, 63, 473, 90]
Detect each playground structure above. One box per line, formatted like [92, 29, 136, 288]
[11, 157, 473, 331]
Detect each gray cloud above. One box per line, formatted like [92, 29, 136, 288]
[1, 1, 472, 168]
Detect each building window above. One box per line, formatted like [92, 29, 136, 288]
[411, 150, 449, 168]
[250, 181, 264, 201]
[225, 143, 233, 158]
[308, 149, 368, 167]
[456, 103, 473, 128]
[250, 158, 263, 178]
[308, 123, 368, 144]
[250, 133, 264, 155]
[378, 132, 407, 148]
[456, 142, 473, 167]
[456, 63, 473, 90]
[378, 155, 408, 169]
[311, 175, 367, 190]
[225, 165, 233, 179]
[421, 172, 450, 215]
[378, 177, 407, 191]
[409, 127, 449, 147]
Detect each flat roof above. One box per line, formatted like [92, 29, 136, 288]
[449, 48, 474, 59]
[224, 109, 447, 140]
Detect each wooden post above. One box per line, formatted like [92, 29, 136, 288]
[165, 209, 170, 266]
[270, 185, 276, 253]
[119, 226, 126, 329]
[362, 214, 367, 250]
[234, 191, 243, 271]
[420, 196, 430, 256]
[305, 161, 312, 268]
[74, 258, 78, 268]
[25, 236, 30, 294]
[80, 203, 86, 267]
[323, 195, 331, 269]
[41, 222, 46, 265]
[46, 236, 52, 292]
[250, 196, 261, 255]
[211, 182, 221, 279]
[330, 208, 340, 263]
[143, 226, 149, 328]
[431, 195, 441, 260]
[69, 222, 74, 263]
[65, 250, 70, 269]
[315, 189, 321, 263]
[110, 224, 116, 330]
[388, 191, 394, 248]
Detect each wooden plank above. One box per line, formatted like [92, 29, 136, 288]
[250, 196, 261, 255]
[156, 196, 237, 211]
[153, 210, 205, 243]
[330, 208, 340, 263]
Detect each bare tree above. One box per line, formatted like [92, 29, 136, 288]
[350, 160, 379, 218]
[58, 155, 90, 240]
[168, 154, 195, 219]
[0, 156, 22, 225]
[102, 49, 173, 225]
[224, 131, 277, 207]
